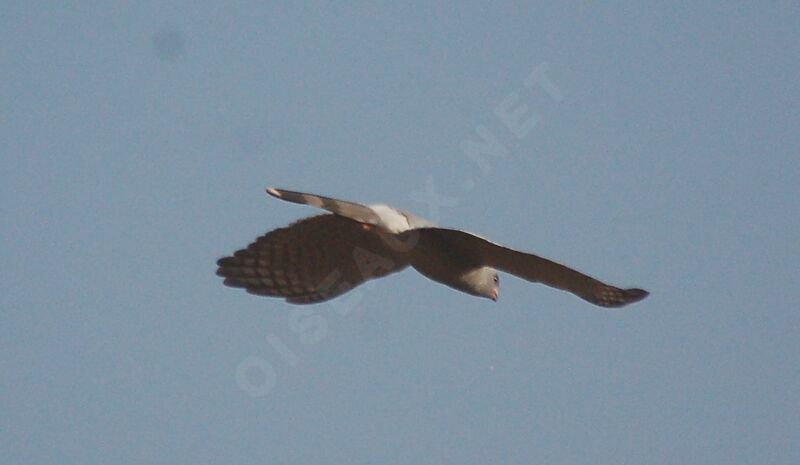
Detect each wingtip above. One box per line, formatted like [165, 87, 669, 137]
[266, 187, 282, 198]
[626, 288, 650, 303]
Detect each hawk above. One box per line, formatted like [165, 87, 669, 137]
[216, 188, 649, 307]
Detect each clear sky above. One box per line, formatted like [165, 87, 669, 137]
[2, 2, 799, 464]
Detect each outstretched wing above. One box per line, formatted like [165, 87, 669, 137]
[217, 214, 408, 304]
[266, 187, 383, 226]
[415, 228, 649, 308]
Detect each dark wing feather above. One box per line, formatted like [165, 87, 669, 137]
[416, 228, 648, 308]
[217, 214, 408, 304]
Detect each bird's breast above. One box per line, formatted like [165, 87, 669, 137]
[406, 229, 482, 291]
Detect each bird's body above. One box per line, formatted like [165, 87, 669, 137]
[217, 188, 649, 307]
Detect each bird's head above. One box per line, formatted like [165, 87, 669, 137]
[460, 266, 500, 302]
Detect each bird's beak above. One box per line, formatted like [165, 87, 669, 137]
[491, 289, 499, 302]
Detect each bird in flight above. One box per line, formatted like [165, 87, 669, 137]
[216, 188, 649, 307]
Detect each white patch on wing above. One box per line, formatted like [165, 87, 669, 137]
[368, 204, 412, 233]
[400, 211, 436, 229]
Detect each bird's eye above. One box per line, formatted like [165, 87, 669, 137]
[493, 275, 499, 283]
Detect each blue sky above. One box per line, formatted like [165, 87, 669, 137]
[2, 2, 799, 464]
